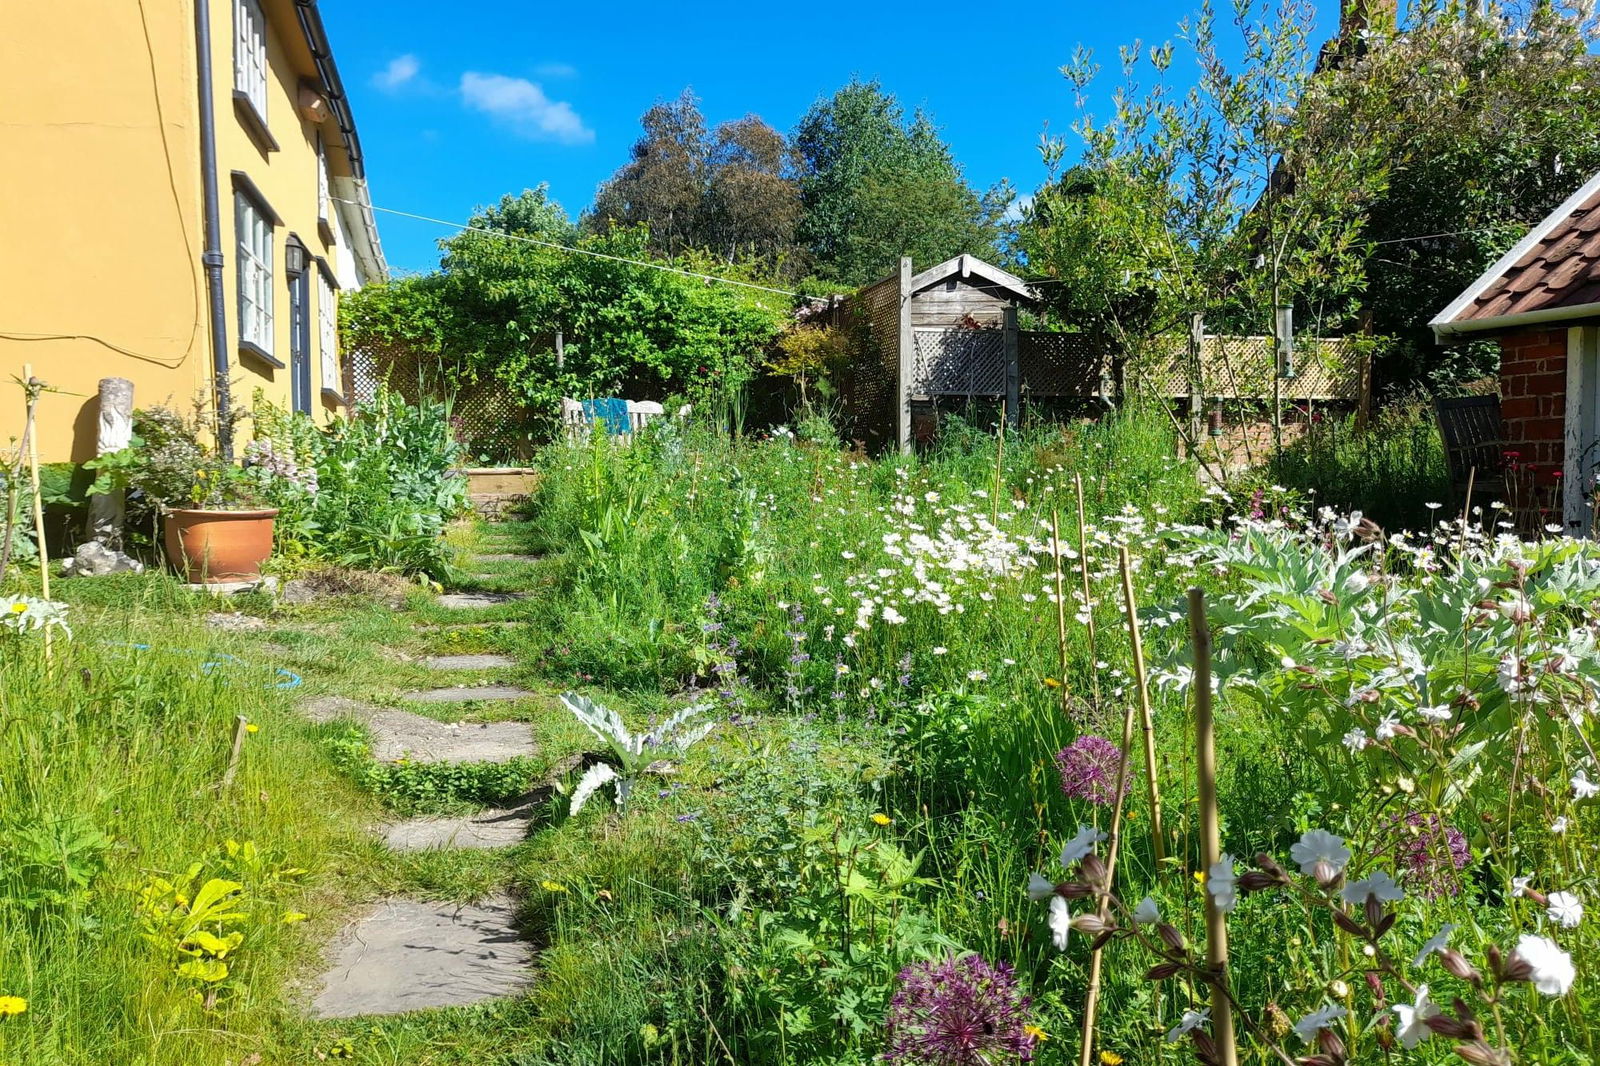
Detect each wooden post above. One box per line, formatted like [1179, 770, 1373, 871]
[1188, 587, 1239, 1066]
[89, 377, 135, 547]
[897, 256, 914, 455]
[23, 366, 52, 662]
[219, 715, 250, 790]
[555, 330, 565, 372]
[1120, 547, 1165, 861]
[1003, 305, 1020, 430]
[1188, 313, 1204, 450]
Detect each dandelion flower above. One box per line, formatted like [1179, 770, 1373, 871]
[0, 995, 26, 1017]
[1099, 1052, 1123, 1065]
[871, 813, 893, 827]
[245, 723, 260, 734]
[540, 880, 568, 893]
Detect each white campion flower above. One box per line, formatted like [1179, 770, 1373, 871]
[1548, 891, 1584, 929]
[1206, 854, 1239, 913]
[1512, 934, 1576, 996]
[1511, 876, 1533, 898]
[1289, 830, 1351, 876]
[1048, 895, 1072, 951]
[1059, 826, 1107, 868]
[1414, 924, 1455, 967]
[1164, 1008, 1210, 1043]
[1417, 704, 1453, 721]
[1342, 728, 1371, 753]
[1292, 1004, 1347, 1044]
[1499, 596, 1534, 624]
[1374, 713, 1401, 741]
[1552, 816, 1571, 835]
[1392, 985, 1440, 1049]
[1573, 769, 1600, 801]
[1027, 872, 1055, 901]
[1132, 896, 1160, 925]
[1342, 871, 1405, 905]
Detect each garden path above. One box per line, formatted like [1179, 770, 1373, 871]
[302, 545, 552, 1018]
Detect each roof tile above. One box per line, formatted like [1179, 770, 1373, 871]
[1453, 180, 1600, 324]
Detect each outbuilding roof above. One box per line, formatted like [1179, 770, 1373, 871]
[1431, 169, 1600, 341]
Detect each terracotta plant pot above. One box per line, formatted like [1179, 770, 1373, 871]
[163, 508, 279, 584]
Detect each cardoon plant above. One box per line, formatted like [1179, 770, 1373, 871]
[885, 954, 1036, 1065]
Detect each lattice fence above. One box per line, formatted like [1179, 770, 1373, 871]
[1019, 332, 1104, 398]
[1127, 335, 1363, 402]
[343, 339, 546, 460]
[911, 328, 1006, 395]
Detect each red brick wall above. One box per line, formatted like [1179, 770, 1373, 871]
[1499, 328, 1567, 488]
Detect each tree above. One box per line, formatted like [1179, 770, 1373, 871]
[794, 79, 1008, 287]
[704, 116, 803, 270]
[1301, 1, 1600, 392]
[591, 90, 709, 258]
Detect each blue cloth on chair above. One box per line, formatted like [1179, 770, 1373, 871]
[582, 397, 631, 436]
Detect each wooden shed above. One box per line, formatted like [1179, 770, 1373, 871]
[829, 254, 1067, 452]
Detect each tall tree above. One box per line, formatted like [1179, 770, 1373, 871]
[704, 115, 803, 269]
[794, 80, 1007, 287]
[591, 90, 709, 257]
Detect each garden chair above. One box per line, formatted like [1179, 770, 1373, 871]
[1434, 394, 1506, 509]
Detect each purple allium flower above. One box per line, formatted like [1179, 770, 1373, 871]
[1054, 735, 1129, 806]
[1384, 812, 1470, 899]
[885, 954, 1035, 1065]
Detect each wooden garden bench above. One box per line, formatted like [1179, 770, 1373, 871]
[1434, 394, 1506, 507]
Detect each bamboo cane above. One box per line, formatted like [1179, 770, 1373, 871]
[992, 402, 1005, 527]
[1120, 546, 1165, 862]
[219, 715, 250, 790]
[1075, 634, 1144, 1066]
[1074, 472, 1100, 711]
[1187, 587, 1239, 1066]
[22, 367, 51, 661]
[1049, 508, 1072, 722]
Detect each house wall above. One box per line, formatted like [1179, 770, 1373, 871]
[0, 0, 357, 462]
[1499, 327, 1568, 488]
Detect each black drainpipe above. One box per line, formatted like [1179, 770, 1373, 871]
[193, 0, 234, 458]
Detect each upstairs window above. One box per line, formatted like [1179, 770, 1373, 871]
[318, 268, 340, 394]
[316, 131, 330, 225]
[233, 0, 268, 119]
[235, 189, 274, 355]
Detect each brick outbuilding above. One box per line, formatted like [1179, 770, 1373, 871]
[1432, 171, 1600, 532]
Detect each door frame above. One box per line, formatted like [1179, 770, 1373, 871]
[286, 235, 312, 415]
[1562, 325, 1600, 533]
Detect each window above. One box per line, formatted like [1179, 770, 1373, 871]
[235, 190, 274, 355]
[233, 0, 268, 119]
[318, 268, 340, 394]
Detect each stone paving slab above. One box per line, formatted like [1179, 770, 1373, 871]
[384, 807, 533, 852]
[436, 592, 522, 609]
[414, 621, 528, 633]
[422, 654, 517, 670]
[310, 896, 532, 1018]
[299, 697, 534, 763]
[205, 612, 271, 632]
[402, 685, 535, 704]
[470, 553, 542, 564]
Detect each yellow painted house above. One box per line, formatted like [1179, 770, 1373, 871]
[0, 0, 386, 463]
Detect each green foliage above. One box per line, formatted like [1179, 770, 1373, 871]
[794, 79, 1009, 287]
[320, 724, 543, 815]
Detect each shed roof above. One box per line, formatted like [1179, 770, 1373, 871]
[1431, 169, 1600, 341]
[908, 254, 1036, 302]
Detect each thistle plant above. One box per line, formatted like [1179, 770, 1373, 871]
[561, 692, 715, 815]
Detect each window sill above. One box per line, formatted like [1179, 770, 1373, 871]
[321, 387, 346, 406]
[239, 341, 283, 371]
[233, 91, 279, 154]
[318, 216, 336, 247]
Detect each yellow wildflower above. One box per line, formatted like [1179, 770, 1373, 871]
[1024, 1024, 1049, 1042]
[1099, 1052, 1123, 1065]
[1042, 678, 1062, 689]
[283, 912, 308, 924]
[245, 723, 259, 734]
[9, 602, 26, 614]
[540, 880, 568, 894]
[0, 995, 27, 1017]
[870, 813, 892, 826]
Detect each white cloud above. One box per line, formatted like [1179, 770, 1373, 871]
[373, 54, 420, 91]
[533, 62, 578, 79]
[459, 72, 593, 145]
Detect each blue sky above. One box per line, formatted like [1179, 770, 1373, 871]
[321, 2, 1334, 276]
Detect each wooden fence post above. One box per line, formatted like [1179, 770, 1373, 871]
[897, 256, 914, 455]
[1188, 313, 1205, 451]
[1004, 305, 1020, 429]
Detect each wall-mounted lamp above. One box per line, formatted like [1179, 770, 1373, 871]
[285, 239, 308, 276]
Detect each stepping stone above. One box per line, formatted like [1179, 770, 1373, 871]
[299, 697, 535, 763]
[422, 654, 516, 670]
[205, 612, 270, 632]
[310, 895, 531, 1018]
[470, 553, 542, 564]
[414, 621, 527, 633]
[402, 685, 534, 704]
[383, 806, 533, 852]
[436, 593, 520, 609]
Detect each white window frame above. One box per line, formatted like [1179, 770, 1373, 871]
[233, 0, 268, 119]
[317, 267, 340, 394]
[235, 190, 274, 355]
